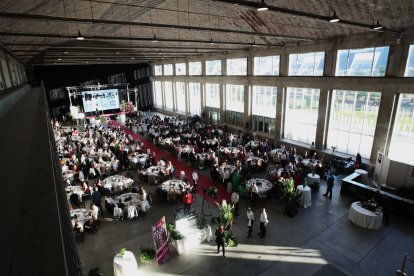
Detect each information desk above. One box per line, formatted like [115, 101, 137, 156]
[348, 201, 382, 229]
[341, 173, 414, 214]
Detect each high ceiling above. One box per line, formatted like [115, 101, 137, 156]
[0, 0, 412, 65]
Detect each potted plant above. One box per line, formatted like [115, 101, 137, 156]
[207, 186, 218, 199]
[139, 246, 156, 265]
[117, 247, 127, 257]
[214, 200, 238, 247]
[167, 223, 184, 254]
[197, 215, 212, 241]
[279, 178, 302, 218]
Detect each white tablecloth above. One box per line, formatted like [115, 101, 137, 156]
[65, 186, 84, 201]
[219, 165, 236, 180]
[246, 178, 272, 194]
[297, 185, 312, 208]
[70, 208, 89, 226]
[348, 201, 383, 229]
[146, 165, 165, 176]
[307, 173, 320, 185]
[102, 175, 133, 191]
[113, 251, 139, 276]
[159, 179, 186, 194]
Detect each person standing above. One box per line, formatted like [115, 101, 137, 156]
[183, 189, 193, 215]
[231, 191, 240, 217]
[323, 173, 334, 198]
[259, 208, 268, 238]
[215, 225, 226, 257]
[91, 187, 103, 214]
[192, 169, 199, 192]
[247, 207, 254, 238]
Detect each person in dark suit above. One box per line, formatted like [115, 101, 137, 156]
[375, 190, 390, 225]
[323, 173, 334, 198]
[215, 225, 226, 257]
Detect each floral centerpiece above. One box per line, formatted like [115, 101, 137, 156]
[139, 246, 156, 265]
[117, 247, 126, 257]
[207, 186, 218, 198]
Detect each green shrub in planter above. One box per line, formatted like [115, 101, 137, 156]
[139, 247, 156, 265]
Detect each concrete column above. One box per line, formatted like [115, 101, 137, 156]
[315, 89, 329, 150]
[388, 44, 406, 77]
[275, 87, 285, 139]
[324, 49, 335, 77]
[371, 91, 397, 162]
[220, 83, 226, 124]
[185, 82, 189, 115]
[279, 51, 289, 76]
[243, 84, 250, 129]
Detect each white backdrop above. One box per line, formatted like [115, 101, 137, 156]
[82, 89, 120, 112]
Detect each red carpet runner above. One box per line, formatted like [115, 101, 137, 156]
[111, 121, 230, 207]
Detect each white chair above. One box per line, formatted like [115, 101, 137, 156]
[127, 205, 138, 219]
[113, 207, 123, 220]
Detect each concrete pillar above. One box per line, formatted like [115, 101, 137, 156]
[220, 83, 226, 124]
[371, 91, 397, 162]
[315, 89, 330, 150]
[275, 87, 285, 139]
[388, 44, 406, 77]
[243, 84, 250, 129]
[324, 49, 335, 77]
[279, 51, 288, 76]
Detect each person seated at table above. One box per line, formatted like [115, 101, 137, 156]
[81, 181, 90, 194]
[138, 186, 147, 201]
[83, 216, 98, 233]
[167, 186, 176, 202]
[73, 220, 85, 241]
[117, 199, 126, 210]
[165, 161, 174, 178]
[69, 192, 81, 208]
[355, 152, 362, 169]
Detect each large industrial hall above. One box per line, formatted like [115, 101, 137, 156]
[1, 0, 414, 275]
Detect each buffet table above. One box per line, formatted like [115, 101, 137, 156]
[348, 201, 383, 229]
[297, 185, 312, 208]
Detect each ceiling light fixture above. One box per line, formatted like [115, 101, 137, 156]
[131, 57, 135, 60]
[373, 20, 383, 30]
[209, 38, 215, 45]
[152, 34, 158, 42]
[257, 0, 268, 11]
[76, 30, 84, 40]
[57, 58, 62, 61]
[329, 11, 340, 23]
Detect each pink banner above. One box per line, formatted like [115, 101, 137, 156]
[152, 216, 169, 265]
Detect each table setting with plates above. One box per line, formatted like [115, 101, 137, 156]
[62, 170, 77, 181]
[159, 179, 187, 195]
[115, 192, 150, 213]
[246, 178, 273, 194]
[146, 165, 165, 176]
[65, 185, 84, 201]
[245, 140, 261, 148]
[301, 158, 319, 168]
[247, 156, 264, 164]
[220, 146, 240, 155]
[270, 148, 284, 162]
[70, 208, 90, 227]
[297, 185, 312, 208]
[102, 175, 133, 192]
[348, 201, 383, 229]
[128, 153, 148, 166]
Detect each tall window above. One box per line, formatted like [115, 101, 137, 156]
[226, 84, 244, 112]
[189, 61, 202, 76]
[163, 82, 173, 110]
[189, 82, 201, 115]
[205, 83, 220, 108]
[252, 86, 277, 117]
[227, 58, 247, 75]
[176, 63, 186, 76]
[175, 82, 186, 113]
[289, 52, 325, 76]
[154, 65, 162, 76]
[254, 55, 280, 76]
[164, 64, 173, 76]
[388, 94, 414, 165]
[153, 81, 163, 107]
[327, 90, 381, 158]
[336, 47, 389, 77]
[405, 45, 414, 77]
[284, 87, 320, 144]
[206, 60, 222, 75]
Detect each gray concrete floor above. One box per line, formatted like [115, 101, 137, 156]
[77, 167, 414, 276]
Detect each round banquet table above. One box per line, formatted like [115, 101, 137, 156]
[113, 251, 139, 276]
[102, 175, 133, 192]
[159, 179, 186, 194]
[348, 201, 383, 229]
[297, 185, 312, 208]
[246, 178, 272, 194]
[65, 186, 84, 201]
[70, 208, 89, 227]
[220, 165, 236, 180]
[307, 173, 320, 185]
[355, 169, 368, 184]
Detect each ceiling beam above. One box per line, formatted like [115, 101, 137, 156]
[0, 11, 316, 41]
[0, 32, 279, 47]
[210, 0, 399, 33]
